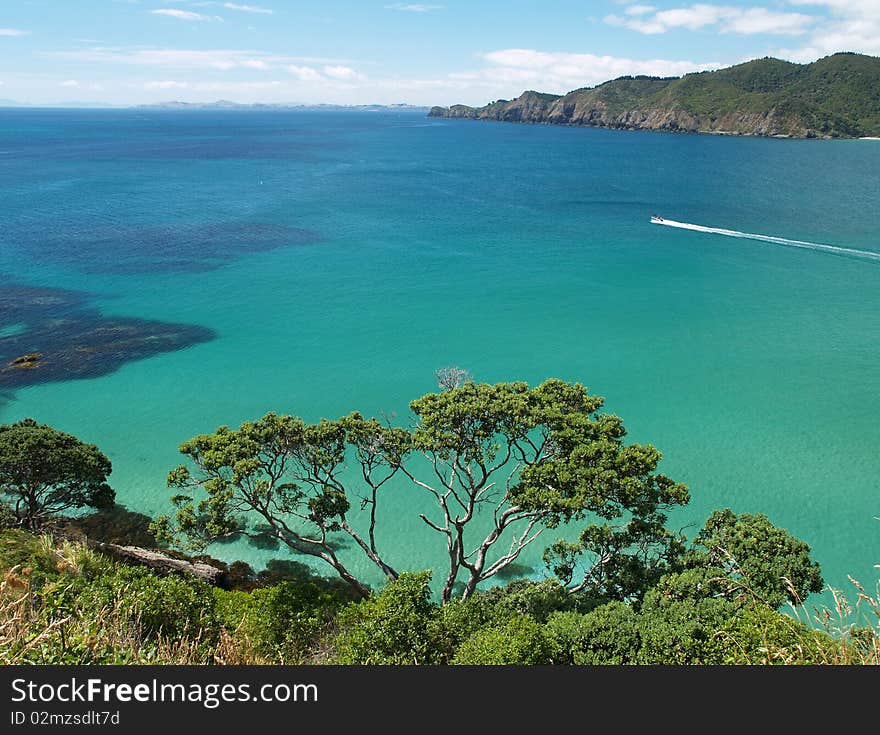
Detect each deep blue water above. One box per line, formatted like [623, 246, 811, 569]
[1, 108, 878, 596]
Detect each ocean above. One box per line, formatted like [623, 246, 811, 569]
[1, 107, 878, 596]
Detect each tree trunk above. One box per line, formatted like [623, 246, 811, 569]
[94, 542, 228, 587]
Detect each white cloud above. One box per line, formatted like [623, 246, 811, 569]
[151, 9, 220, 22]
[287, 65, 323, 81]
[473, 49, 720, 93]
[778, 0, 880, 59]
[223, 3, 273, 14]
[0, 28, 28, 36]
[385, 4, 443, 11]
[625, 5, 657, 15]
[191, 80, 281, 91]
[606, 4, 813, 35]
[143, 79, 282, 94]
[145, 80, 190, 89]
[285, 65, 365, 83]
[61, 79, 80, 87]
[322, 65, 365, 81]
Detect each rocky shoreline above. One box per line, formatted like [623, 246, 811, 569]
[429, 53, 880, 140]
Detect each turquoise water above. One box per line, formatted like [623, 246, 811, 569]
[1, 108, 878, 594]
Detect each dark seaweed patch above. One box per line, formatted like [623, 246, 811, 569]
[0, 280, 215, 389]
[13, 221, 322, 275]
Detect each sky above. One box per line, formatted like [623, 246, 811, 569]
[0, 0, 877, 106]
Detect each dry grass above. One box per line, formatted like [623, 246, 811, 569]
[0, 575, 266, 665]
[0, 537, 268, 665]
[793, 575, 880, 665]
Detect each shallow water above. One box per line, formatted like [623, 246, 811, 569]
[1, 108, 878, 594]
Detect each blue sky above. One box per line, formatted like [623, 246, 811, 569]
[0, 1, 877, 105]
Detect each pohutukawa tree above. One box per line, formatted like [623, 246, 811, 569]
[0, 418, 115, 530]
[153, 375, 689, 601]
[155, 413, 410, 599]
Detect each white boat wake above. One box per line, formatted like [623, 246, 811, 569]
[650, 217, 880, 262]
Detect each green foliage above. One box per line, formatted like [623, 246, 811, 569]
[0, 529, 66, 588]
[0, 419, 114, 530]
[410, 378, 688, 600]
[214, 566, 359, 663]
[717, 603, 835, 665]
[0, 502, 15, 530]
[545, 603, 641, 665]
[544, 515, 686, 605]
[67, 565, 218, 641]
[452, 615, 557, 665]
[429, 579, 581, 661]
[637, 587, 740, 664]
[636, 569, 835, 664]
[689, 509, 824, 609]
[154, 410, 410, 598]
[158, 378, 688, 603]
[480, 579, 581, 623]
[332, 572, 440, 664]
[0, 525, 867, 666]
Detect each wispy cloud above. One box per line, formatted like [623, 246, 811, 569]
[778, 0, 880, 60]
[60, 79, 79, 87]
[145, 79, 282, 92]
[151, 9, 221, 22]
[0, 28, 29, 37]
[471, 49, 721, 92]
[625, 5, 657, 16]
[384, 4, 443, 12]
[322, 65, 365, 81]
[223, 2, 273, 14]
[605, 4, 814, 36]
[51, 47, 342, 71]
[145, 80, 189, 89]
[287, 65, 322, 82]
[286, 64, 365, 83]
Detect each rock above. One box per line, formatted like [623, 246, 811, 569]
[8, 353, 42, 369]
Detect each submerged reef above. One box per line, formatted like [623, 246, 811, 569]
[0, 281, 215, 389]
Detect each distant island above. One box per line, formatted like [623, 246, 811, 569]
[429, 53, 880, 139]
[137, 101, 429, 112]
[0, 100, 429, 112]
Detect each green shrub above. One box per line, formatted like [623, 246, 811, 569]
[0, 530, 65, 588]
[215, 574, 354, 663]
[452, 614, 556, 665]
[332, 572, 440, 664]
[545, 602, 641, 665]
[69, 566, 218, 641]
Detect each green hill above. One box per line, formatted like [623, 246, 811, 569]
[428, 53, 880, 138]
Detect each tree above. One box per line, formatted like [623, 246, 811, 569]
[686, 508, 824, 608]
[0, 419, 114, 530]
[407, 379, 688, 601]
[154, 378, 689, 601]
[153, 412, 410, 599]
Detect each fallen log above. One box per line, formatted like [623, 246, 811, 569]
[92, 542, 228, 587]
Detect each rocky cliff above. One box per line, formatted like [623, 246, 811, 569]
[429, 53, 880, 139]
